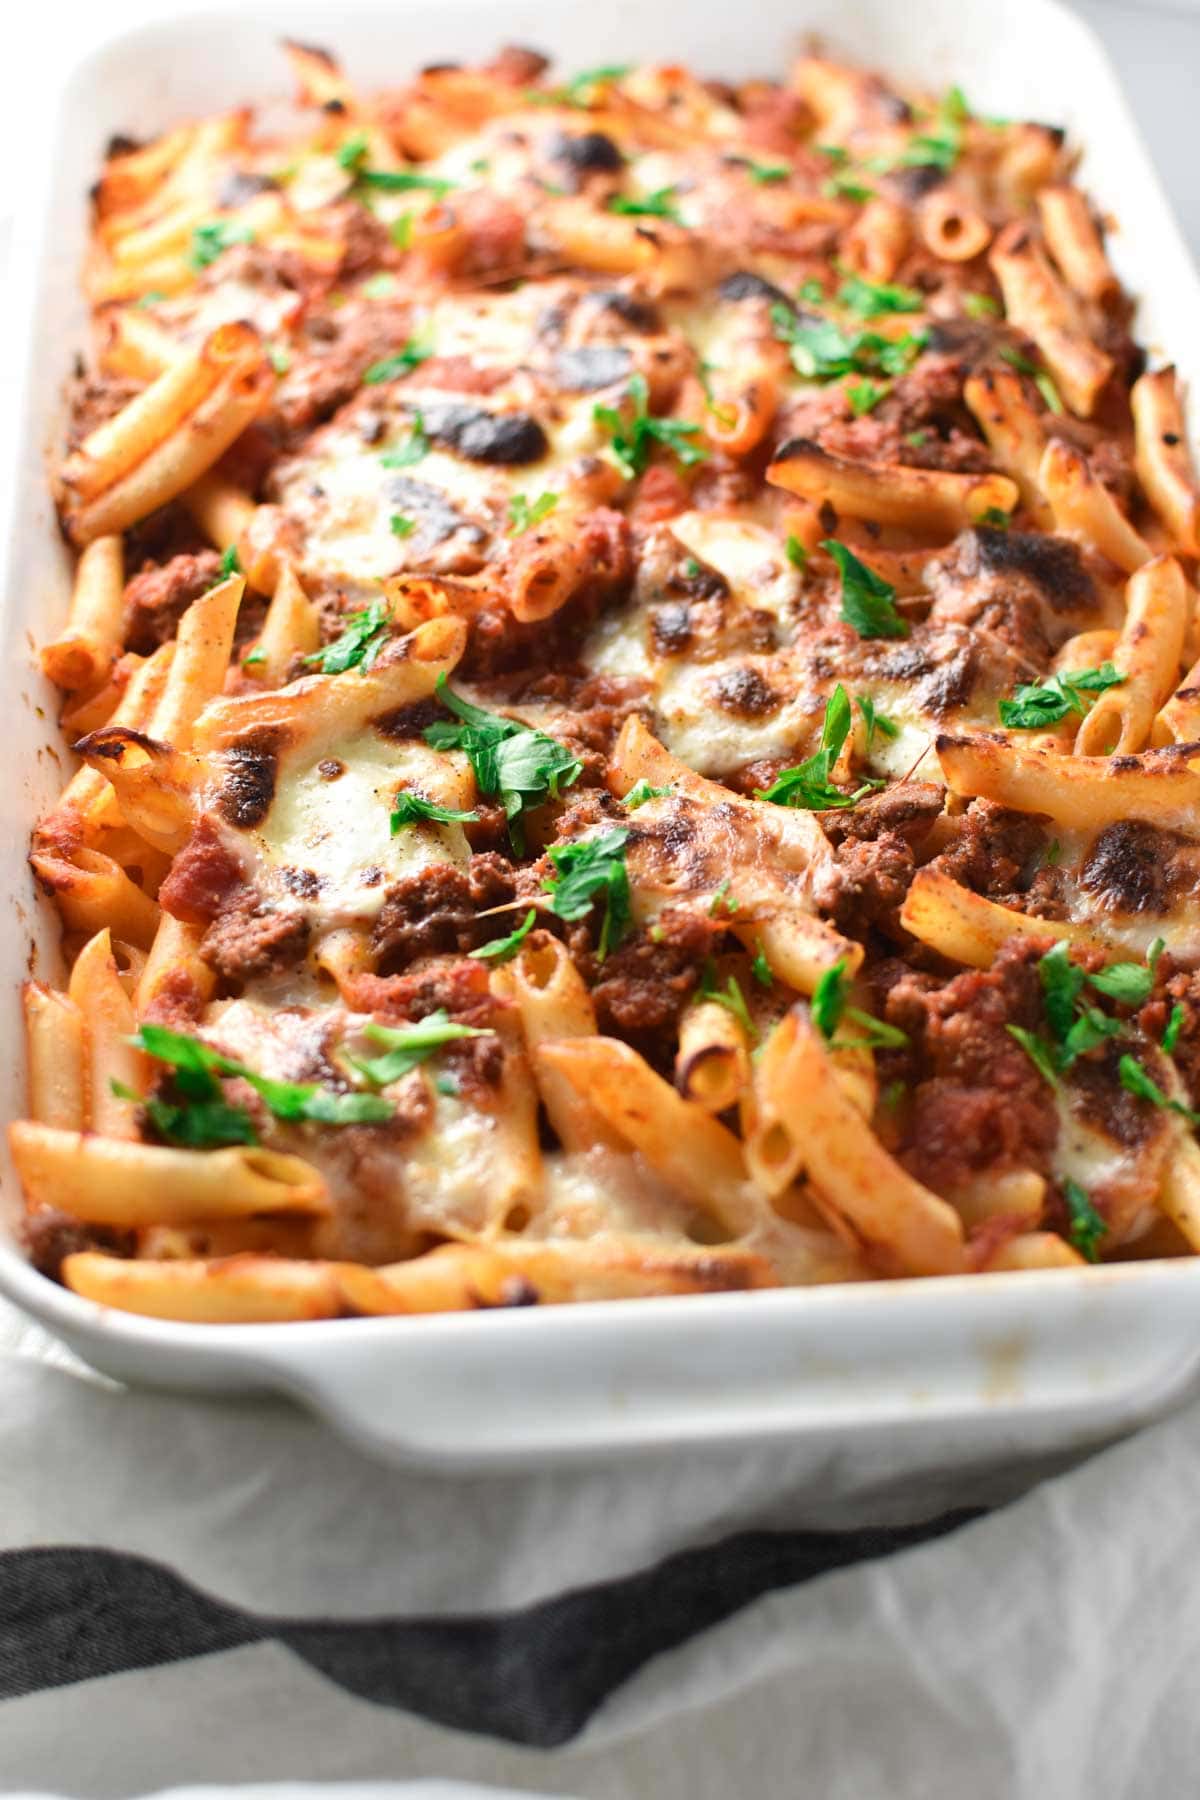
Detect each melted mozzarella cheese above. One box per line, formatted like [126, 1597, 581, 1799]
[668, 512, 802, 623]
[248, 733, 472, 926]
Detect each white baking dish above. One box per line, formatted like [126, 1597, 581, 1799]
[3, 0, 1199, 1472]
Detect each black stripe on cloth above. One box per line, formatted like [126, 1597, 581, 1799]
[0, 1516, 978, 1746]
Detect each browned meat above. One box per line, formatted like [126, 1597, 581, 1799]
[589, 905, 718, 1066]
[274, 298, 415, 439]
[929, 799, 1050, 901]
[123, 550, 223, 653]
[878, 939, 1060, 1193]
[159, 819, 245, 924]
[1140, 969, 1200, 1110]
[347, 956, 496, 1026]
[200, 891, 311, 983]
[64, 370, 142, 451]
[25, 1210, 133, 1281]
[372, 854, 518, 972]
[925, 526, 1099, 663]
[140, 964, 208, 1030]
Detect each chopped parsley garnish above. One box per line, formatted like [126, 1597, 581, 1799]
[998, 345, 1063, 414]
[470, 908, 539, 963]
[622, 778, 673, 808]
[746, 160, 790, 184]
[530, 64, 631, 108]
[1088, 939, 1163, 1006]
[1163, 1004, 1186, 1055]
[810, 959, 908, 1050]
[363, 337, 432, 385]
[135, 290, 166, 309]
[770, 304, 926, 384]
[390, 213, 414, 250]
[905, 428, 929, 447]
[542, 828, 631, 960]
[815, 144, 849, 165]
[507, 491, 558, 535]
[784, 534, 808, 572]
[356, 168, 456, 196]
[189, 219, 256, 270]
[351, 1010, 494, 1088]
[390, 514, 417, 538]
[219, 543, 241, 579]
[836, 269, 922, 318]
[868, 91, 965, 176]
[709, 878, 739, 917]
[389, 791, 479, 833]
[302, 597, 392, 675]
[241, 647, 266, 669]
[336, 131, 370, 170]
[593, 372, 708, 478]
[822, 540, 909, 640]
[697, 963, 756, 1039]
[424, 674, 582, 853]
[998, 662, 1125, 729]
[856, 694, 899, 749]
[750, 942, 773, 987]
[756, 683, 882, 811]
[607, 186, 682, 223]
[963, 291, 1001, 320]
[1118, 1053, 1200, 1127]
[379, 410, 430, 467]
[124, 1023, 391, 1147]
[821, 171, 875, 203]
[1006, 1025, 1062, 1090]
[1062, 1177, 1108, 1262]
[796, 277, 826, 306]
[267, 342, 291, 374]
[978, 506, 1012, 529]
[846, 377, 887, 416]
[682, 557, 701, 578]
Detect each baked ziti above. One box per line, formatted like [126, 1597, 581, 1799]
[14, 41, 1200, 1321]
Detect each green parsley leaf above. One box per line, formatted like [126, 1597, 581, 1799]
[811, 960, 848, 1038]
[363, 337, 432, 385]
[746, 160, 790, 184]
[389, 791, 479, 832]
[904, 428, 929, 447]
[336, 131, 370, 170]
[507, 491, 558, 535]
[809, 958, 905, 1048]
[552, 64, 631, 107]
[302, 597, 391, 675]
[390, 514, 417, 538]
[543, 828, 632, 960]
[135, 290, 167, 309]
[424, 674, 582, 852]
[1087, 940, 1163, 1007]
[821, 171, 874, 202]
[697, 962, 757, 1039]
[836, 269, 922, 318]
[846, 377, 887, 416]
[356, 168, 456, 195]
[390, 213, 414, 250]
[795, 277, 826, 305]
[709, 878, 739, 916]
[189, 219, 256, 270]
[130, 1023, 391, 1137]
[757, 683, 882, 811]
[469, 908, 539, 963]
[856, 694, 899, 749]
[622, 778, 673, 808]
[1163, 1004, 1186, 1056]
[998, 344, 1064, 413]
[785, 534, 808, 570]
[379, 409, 430, 467]
[352, 1010, 494, 1088]
[1118, 1053, 1200, 1126]
[1062, 1177, 1108, 1262]
[434, 1072, 460, 1097]
[219, 543, 241, 579]
[1007, 1024, 1061, 1090]
[241, 647, 266, 669]
[999, 662, 1126, 729]
[963, 291, 1001, 319]
[1039, 940, 1086, 1042]
[822, 539, 909, 640]
[267, 342, 291, 374]
[1059, 1004, 1121, 1069]
[607, 186, 682, 223]
[815, 144, 849, 165]
[770, 304, 926, 383]
[751, 942, 773, 987]
[978, 506, 1012, 529]
[593, 372, 708, 478]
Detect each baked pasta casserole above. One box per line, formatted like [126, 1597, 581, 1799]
[14, 41, 1200, 1321]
